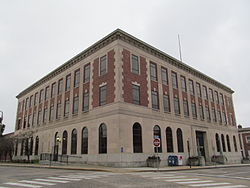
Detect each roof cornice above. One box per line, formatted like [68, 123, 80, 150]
[17, 29, 234, 98]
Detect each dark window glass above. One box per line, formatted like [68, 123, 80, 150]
[216, 134, 221, 152]
[100, 55, 107, 76]
[23, 116, 27, 128]
[65, 74, 71, 91]
[99, 85, 107, 106]
[72, 96, 79, 114]
[205, 106, 211, 121]
[20, 139, 24, 156]
[74, 69, 80, 88]
[71, 129, 77, 154]
[56, 103, 61, 119]
[171, 72, 178, 89]
[131, 55, 139, 74]
[81, 127, 88, 154]
[83, 92, 89, 112]
[133, 123, 143, 153]
[183, 99, 189, 116]
[29, 137, 33, 155]
[226, 135, 231, 152]
[49, 105, 54, 121]
[83, 64, 90, 83]
[58, 79, 63, 94]
[199, 105, 204, 120]
[51, 83, 56, 97]
[177, 128, 184, 152]
[32, 111, 36, 127]
[174, 97, 180, 115]
[34, 93, 38, 105]
[35, 136, 39, 155]
[203, 86, 208, 100]
[62, 131, 68, 155]
[37, 110, 42, 125]
[64, 99, 69, 117]
[153, 125, 162, 153]
[233, 136, 238, 152]
[218, 110, 222, 123]
[189, 80, 194, 95]
[161, 67, 168, 85]
[43, 108, 47, 123]
[166, 127, 174, 152]
[163, 94, 170, 113]
[191, 102, 197, 119]
[99, 123, 107, 154]
[151, 91, 159, 109]
[220, 93, 224, 105]
[150, 63, 157, 81]
[212, 108, 217, 122]
[29, 95, 33, 107]
[196, 83, 201, 97]
[39, 89, 44, 103]
[215, 91, 219, 104]
[209, 88, 214, 102]
[221, 134, 226, 152]
[132, 85, 140, 105]
[181, 76, 187, 92]
[28, 115, 31, 128]
[45, 87, 49, 100]
[25, 98, 29, 110]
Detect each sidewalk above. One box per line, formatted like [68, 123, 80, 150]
[1, 162, 250, 173]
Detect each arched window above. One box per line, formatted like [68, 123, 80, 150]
[233, 136, 238, 152]
[54, 132, 58, 146]
[133, 123, 143, 153]
[153, 125, 162, 153]
[81, 127, 88, 154]
[177, 128, 184, 152]
[20, 139, 24, 156]
[62, 131, 68, 155]
[215, 133, 221, 152]
[30, 137, 33, 155]
[166, 127, 173, 152]
[221, 134, 226, 152]
[34, 136, 39, 155]
[15, 141, 18, 156]
[71, 129, 77, 154]
[226, 135, 231, 152]
[99, 123, 107, 154]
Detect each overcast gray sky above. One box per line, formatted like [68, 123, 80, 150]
[1, 0, 249, 134]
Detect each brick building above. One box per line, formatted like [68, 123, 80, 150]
[14, 29, 241, 166]
[238, 126, 250, 159]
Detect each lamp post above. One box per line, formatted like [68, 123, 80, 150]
[53, 135, 61, 161]
[0, 111, 5, 136]
[187, 138, 191, 168]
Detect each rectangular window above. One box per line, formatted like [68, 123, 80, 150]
[218, 110, 222, 123]
[174, 97, 180, 115]
[49, 105, 54, 121]
[246, 136, 250, 144]
[72, 96, 79, 114]
[23, 116, 27, 128]
[56, 103, 61, 119]
[132, 84, 140, 105]
[220, 93, 224, 105]
[28, 115, 31, 128]
[65, 74, 71, 91]
[83, 64, 90, 83]
[131, 55, 139, 74]
[222, 112, 227, 124]
[212, 108, 217, 122]
[45, 86, 49, 101]
[39, 89, 44, 103]
[100, 55, 107, 76]
[25, 98, 29, 110]
[29, 96, 33, 107]
[37, 110, 42, 125]
[203, 86, 208, 100]
[74, 69, 80, 88]
[163, 94, 170, 112]
[229, 113, 233, 125]
[51, 83, 56, 97]
[196, 83, 201, 97]
[64, 99, 70, 117]
[32, 111, 36, 126]
[183, 99, 189, 116]
[189, 79, 194, 95]
[171, 71, 178, 89]
[192, 102, 197, 119]
[99, 85, 107, 106]
[209, 88, 214, 102]
[58, 79, 63, 94]
[199, 105, 204, 120]
[150, 62, 157, 81]
[83, 92, 89, 112]
[181, 76, 187, 92]
[34, 93, 38, 106]
[215, 91, 219, 104]
[161, 67, 168, 85]
[43, 108, 47, 123]
[205, 106, 211, 121]
[151, 90, 159, 109]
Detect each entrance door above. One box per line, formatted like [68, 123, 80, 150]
[196, 131, 206, 159]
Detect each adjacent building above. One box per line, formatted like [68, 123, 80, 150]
[14, 29, 241, 166]
[238, 125, 250, 159]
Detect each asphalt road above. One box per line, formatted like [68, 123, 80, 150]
[0, 166, 250, 188]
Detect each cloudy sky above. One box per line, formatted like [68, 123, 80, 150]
[1, 0, 249, 134]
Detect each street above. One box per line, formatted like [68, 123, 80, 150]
[0, 166, 250, 188]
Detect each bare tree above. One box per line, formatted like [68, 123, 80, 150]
[0, 134, 14, 161]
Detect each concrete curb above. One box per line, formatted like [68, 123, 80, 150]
[1, 163, 250, 173]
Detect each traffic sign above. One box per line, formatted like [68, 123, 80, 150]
[153, 138, 161, 147]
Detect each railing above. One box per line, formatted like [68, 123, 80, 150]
[40, 153, 69, 164]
